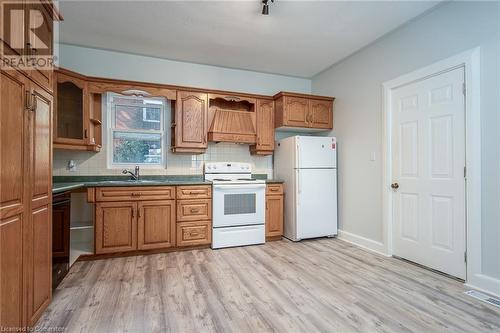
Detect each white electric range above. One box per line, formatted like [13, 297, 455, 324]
[204, 162, 266, 249]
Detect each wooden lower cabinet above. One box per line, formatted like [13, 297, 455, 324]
[0, 215, 24, 329]
[28, 205, 52, 326]
[95, 186, 175, 202]
[175, 186, 212, 247]
[266, 184, 284, 239]
[176, 221, 211, 247]
[177, 199, 211, 222]
[93, 186, 214, 254]
[137, 200, 176, 250]
[95, 202, 137, 254]
[176, 185, 211, 200]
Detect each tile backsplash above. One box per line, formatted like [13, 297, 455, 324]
[53, 142, 273, 176]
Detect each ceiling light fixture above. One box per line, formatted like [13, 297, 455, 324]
[262, 0, 274, 15]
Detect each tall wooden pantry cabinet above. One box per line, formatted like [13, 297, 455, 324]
[0, 0, 58, 329]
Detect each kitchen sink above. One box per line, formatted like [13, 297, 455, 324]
[98, 180, 159, 185]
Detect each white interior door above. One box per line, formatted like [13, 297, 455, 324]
[391, 67, 466, 279]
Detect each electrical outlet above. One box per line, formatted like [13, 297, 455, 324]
[68, 160, 77, 172]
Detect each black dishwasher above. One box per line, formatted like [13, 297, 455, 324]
[52, 191, 71, 290]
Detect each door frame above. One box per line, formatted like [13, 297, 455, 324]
[382, 48, 481, 285]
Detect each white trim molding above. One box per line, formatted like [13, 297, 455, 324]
[337, 230, 389, 257]
[381, 48, 500, 295]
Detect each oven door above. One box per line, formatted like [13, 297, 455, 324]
[213, 184, 266, 228]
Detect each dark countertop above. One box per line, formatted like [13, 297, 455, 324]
[52, 174, 283, 193]
[53, 182, 87, 193]
[265, 179, 284, 184]
[52, 175, 211, 194]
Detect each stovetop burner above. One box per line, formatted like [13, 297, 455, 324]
[237, 178, 256, 181]
[212, 178, 231, 181]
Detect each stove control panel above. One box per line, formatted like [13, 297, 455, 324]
[204, 162, 252, 174]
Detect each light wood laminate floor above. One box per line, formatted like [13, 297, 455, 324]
[37, 239, 500, 332]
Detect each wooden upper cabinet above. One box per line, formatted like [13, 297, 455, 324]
[95, 202, 137, 254]
[171, 91, 208, 153]
[250, 99, 275, 155]
[137, 200, 176, 250]
[1, 0, 57, 92]
[284, 96, 309, 127]
[310, 99, 333, 129]
[54, 70, 89, 147]
[274, 92, 334, 131]
[1, 0, 26, 59]
[26, 1, 54, 92]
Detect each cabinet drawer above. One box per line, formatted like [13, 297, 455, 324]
[95, 186, 175, 202]
[176, 221, 211, 247]
[266, 184, 283, 195]
[176, 185, 212, 199]
[177, 199, 212, 222]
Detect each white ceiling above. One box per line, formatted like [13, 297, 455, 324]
[59, 1, 441, 78]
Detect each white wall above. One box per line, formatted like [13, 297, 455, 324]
[312, 1, 500, 286]
[57, 44, 311, 96]
[54, 44, 312, 177]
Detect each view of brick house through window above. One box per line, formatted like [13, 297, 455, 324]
[107, 93, 167, 167]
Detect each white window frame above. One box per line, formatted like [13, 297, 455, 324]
[106, 93, 167, 169]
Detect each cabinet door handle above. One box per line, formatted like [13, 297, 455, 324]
[190, 208, 200, 213]
[84, 129, 88, 138]
[32, 93, 37, 112]
[270, 188, 279, 192]
[188, 190, 205, 194]
[137, 209, 141, 218]
[25, 90, 32, 111]
[131, 209, 134, 218]
[26, 43, 32, 57]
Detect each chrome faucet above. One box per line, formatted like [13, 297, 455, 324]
[122, 166, 140, 181]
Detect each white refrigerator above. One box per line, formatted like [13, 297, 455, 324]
[274, 136, 338, 241]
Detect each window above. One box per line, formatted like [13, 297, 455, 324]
[107, 93, 166, 168]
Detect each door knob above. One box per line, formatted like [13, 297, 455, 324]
[391, 183, 399, 190]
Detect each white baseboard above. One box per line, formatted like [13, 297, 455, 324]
[337, 230, 389, 257]
[466, 273, 500, 298]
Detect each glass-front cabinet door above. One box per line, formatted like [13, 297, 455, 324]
[54, 72, 89, 147]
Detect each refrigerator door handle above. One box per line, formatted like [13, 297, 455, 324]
[297, 170, 301, 207]
[297, 170, 302, 206]
[298, 170, 301, 194]
[296, 143, 300, 169]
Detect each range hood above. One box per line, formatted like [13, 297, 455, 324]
[208, 108, 256, 144]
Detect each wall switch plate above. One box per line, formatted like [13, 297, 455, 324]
[370, 152, 376, 161]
